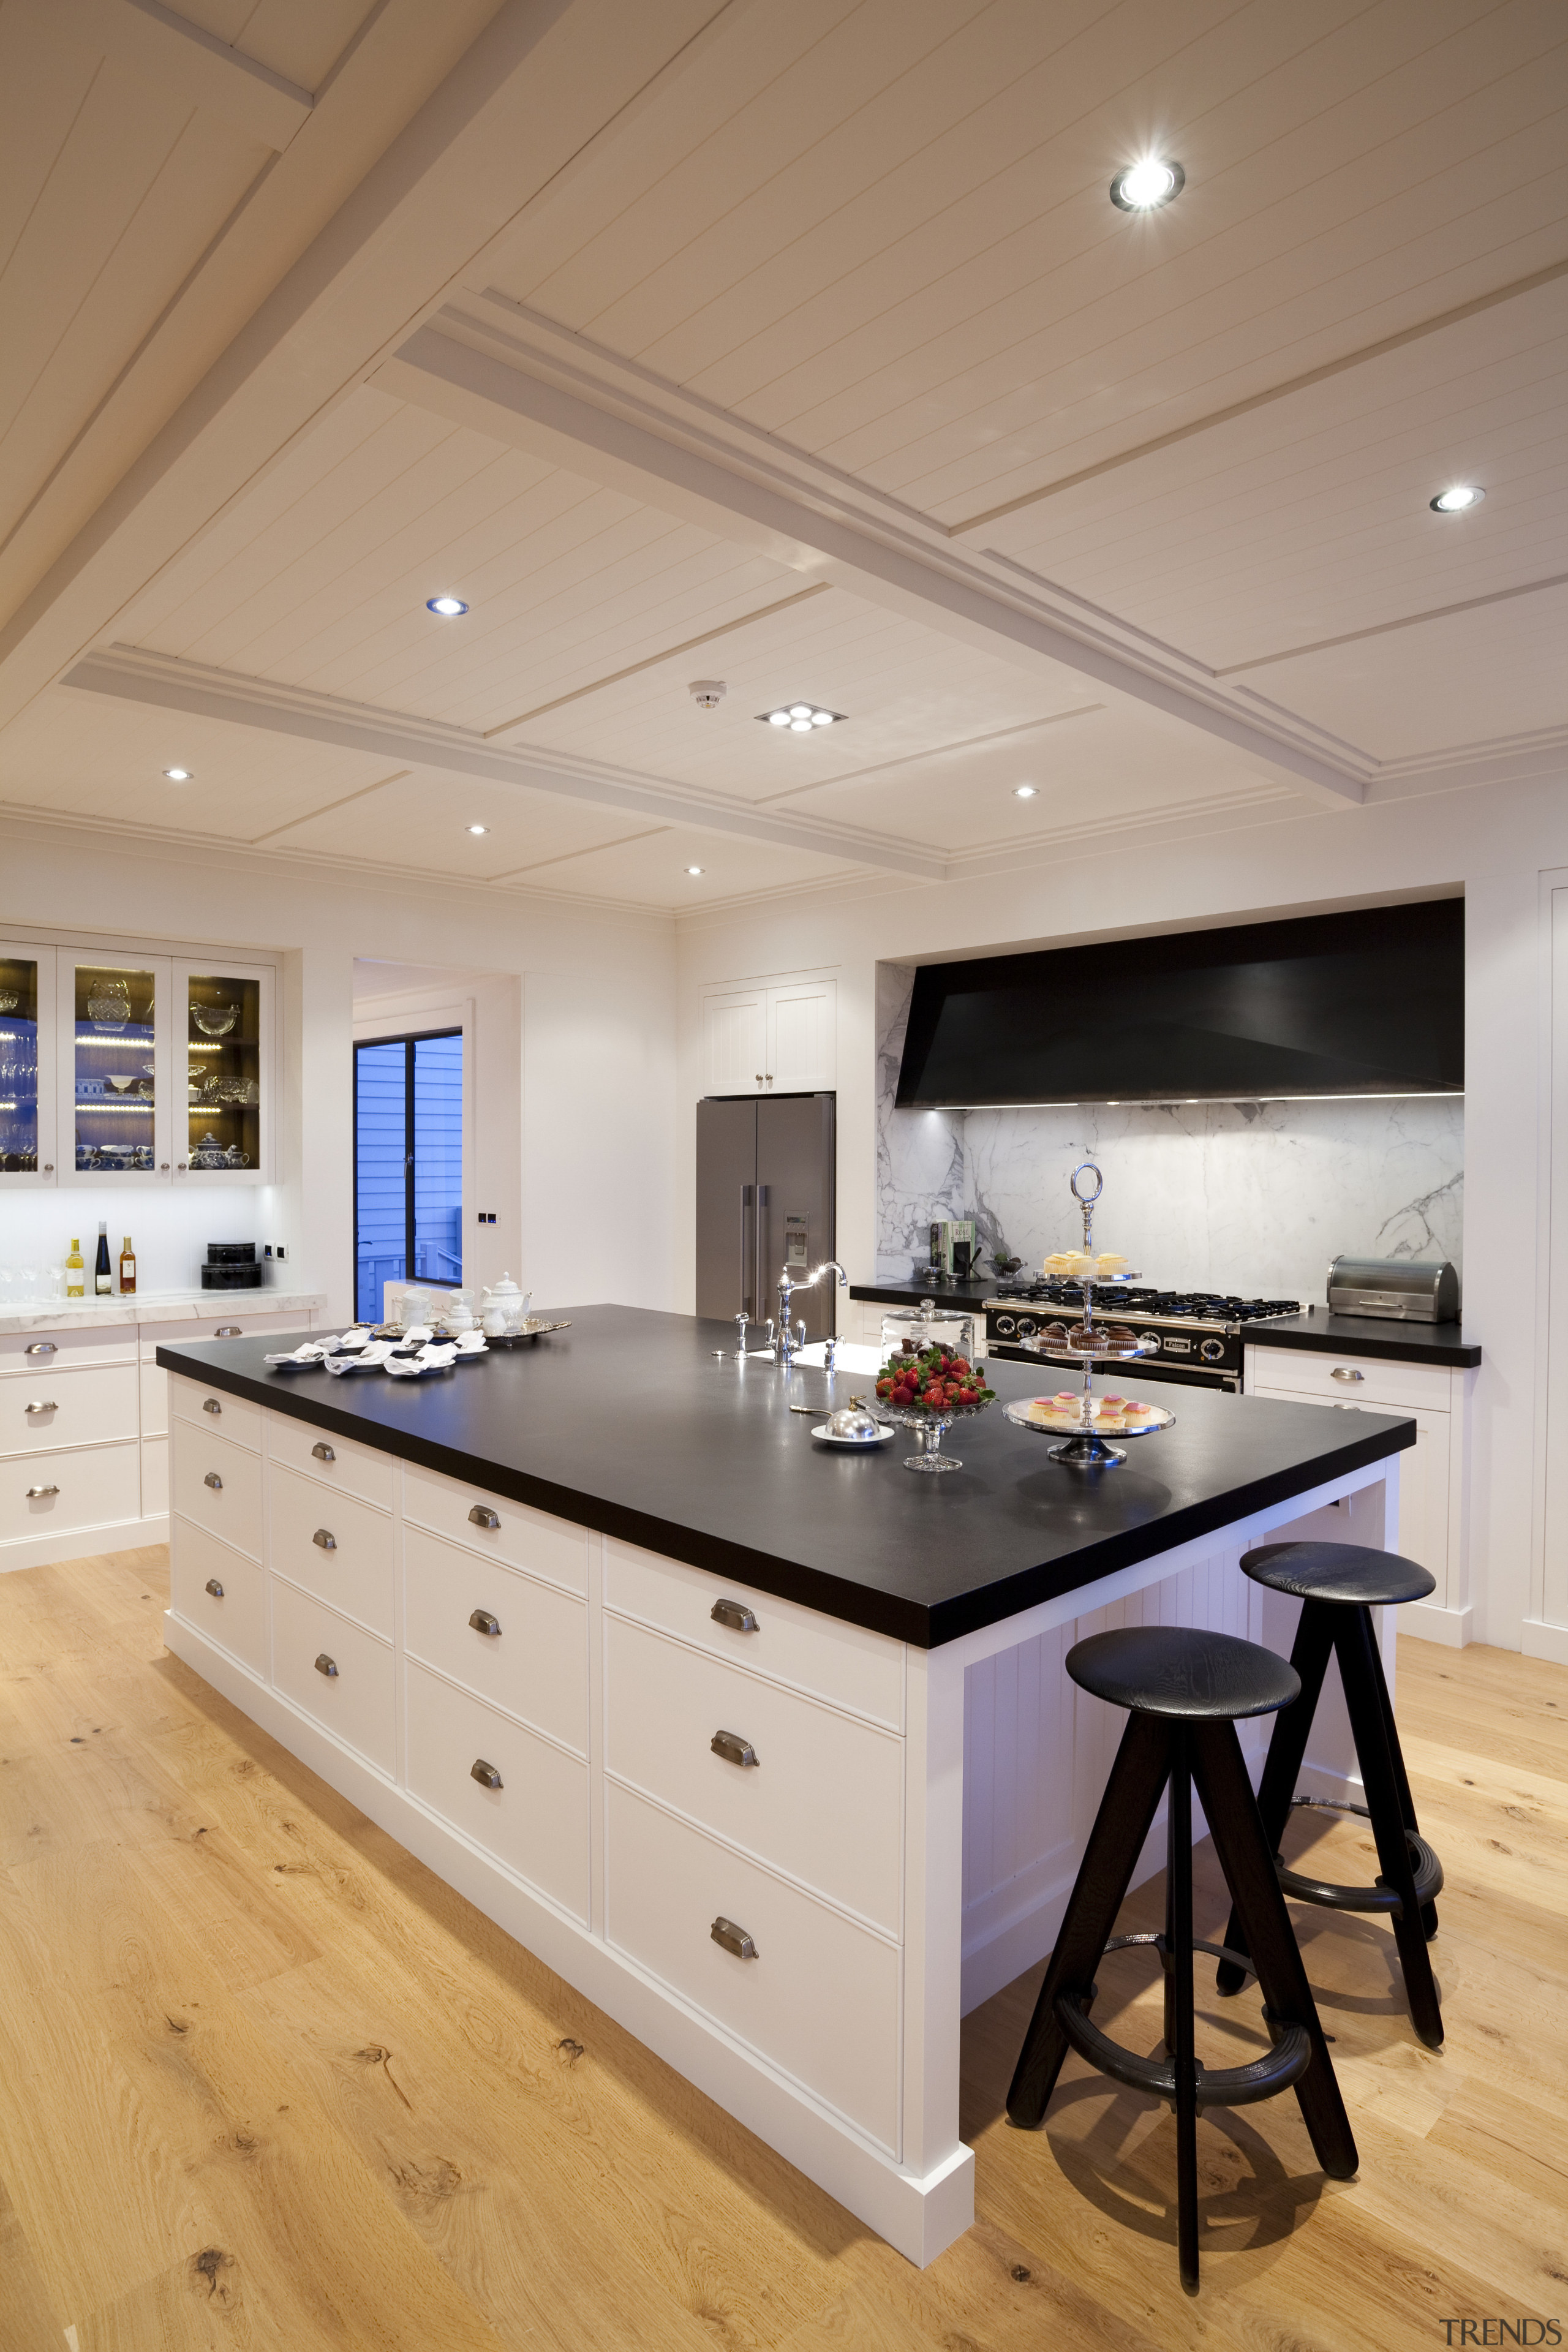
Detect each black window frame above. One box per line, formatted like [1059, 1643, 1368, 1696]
[353, 1026, 464, 1309]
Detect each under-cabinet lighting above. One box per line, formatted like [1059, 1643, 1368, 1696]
[426, 595, 468, 616]
[938, 1091, 1464, 1109]
[1430, 486, 1483, 513]
[1110, 158, 1185, 212]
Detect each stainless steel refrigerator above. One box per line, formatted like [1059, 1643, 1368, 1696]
[696, 1093, 837, 1340]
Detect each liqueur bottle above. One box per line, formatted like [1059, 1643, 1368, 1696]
[95, 1222, 111, 1295]
[119, 1235, 136, 1295]
[66, 1238, 85, 1297]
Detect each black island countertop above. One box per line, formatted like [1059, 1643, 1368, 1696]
[851, 1282, 1482, 1370]
[159, 1306, 1415, 1649]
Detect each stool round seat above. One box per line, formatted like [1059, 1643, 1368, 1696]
[1240, 1540, 1434, 1608]
[1067, 1626, 1300, 1721]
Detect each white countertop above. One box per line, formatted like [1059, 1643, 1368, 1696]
[0, 1289, 326, 1335]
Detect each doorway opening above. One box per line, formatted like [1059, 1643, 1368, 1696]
[353, 1030, 463, 1322]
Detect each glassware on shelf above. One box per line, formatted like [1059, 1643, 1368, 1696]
[86, 979, 131, 1028]
[191, 997, 238, 1035]
[0, 954, 40, 1172]
[73, 966, 154, 1172]
[0, 991, 17, 1014]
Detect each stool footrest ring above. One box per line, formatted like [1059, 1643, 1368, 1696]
[1055, 1986, 1311, 2111]
[1276, 1808, 1442, 1918]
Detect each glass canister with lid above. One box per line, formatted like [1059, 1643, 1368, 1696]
[878, 1297, 978, 1371]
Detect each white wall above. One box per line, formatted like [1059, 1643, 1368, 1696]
[676, 770, 1566, 1653]
[2, 818, 678, 1327]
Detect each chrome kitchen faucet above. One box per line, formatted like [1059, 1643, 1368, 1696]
[773, 1259, 848, 1364]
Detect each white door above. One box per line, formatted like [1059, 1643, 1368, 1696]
[0, 938, 58, 1186]
[56, 949, 175, 1188]
[703, 990, 767, 1094]
[767, 979, 835, 1091]
[1543, 888, 1568, 1631]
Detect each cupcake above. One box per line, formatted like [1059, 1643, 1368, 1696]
[1122, 1399, 1157, 1425]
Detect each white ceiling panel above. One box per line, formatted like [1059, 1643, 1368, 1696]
[774, 701, 1292, 854]
[0, 684, 394, 839]
[513, 825, 873, 911]
[1234, 579, 1568, 763]
[262, 769, 664, 880]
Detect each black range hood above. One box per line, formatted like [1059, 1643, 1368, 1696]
[895, 899, 1464, 1109]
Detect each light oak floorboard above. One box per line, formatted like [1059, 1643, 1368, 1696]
[0, 1556, 1563, 2349]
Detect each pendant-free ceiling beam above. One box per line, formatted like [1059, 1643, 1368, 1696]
[371, 320, 1368, 810]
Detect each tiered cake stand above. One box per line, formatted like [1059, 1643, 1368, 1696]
[1003, 1161, 1175, 1467]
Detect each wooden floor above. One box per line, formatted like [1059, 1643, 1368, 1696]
[0, 1553, 1564, 2351]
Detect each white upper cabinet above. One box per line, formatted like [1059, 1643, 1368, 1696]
[1, 935, 277, 1188]
[702, 977, 836, 1096]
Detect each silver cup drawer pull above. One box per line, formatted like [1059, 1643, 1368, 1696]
[26, 1483, 61, 1499]
[710, 1729, 760, 1769]
[710, 1916, 759, 1961]
[215, 1325, 241, 1338]
[205, 1578, 225, 1599]
[470, 1758, 503, 1790]
[203, 1398, 222, 1415]
[24, 1401, 58, 1415]
[1330, 1366, 1365, 1382]
[311, 1441, 335, 1463]
[469, 1608, 502, 1637]
[468, 1504, 500, 1530]
[710, 1598, 758, 1634]
[312, 1528, 337, 1551]
[314, 1653, 338, 1678]
[203, 1472, 223, 1491]
[24, 1340, 56, 1355]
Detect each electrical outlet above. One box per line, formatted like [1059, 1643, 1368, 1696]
[263, 1240, 287, 1262]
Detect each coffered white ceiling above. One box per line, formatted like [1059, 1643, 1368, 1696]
[1, 0, 1564, 913]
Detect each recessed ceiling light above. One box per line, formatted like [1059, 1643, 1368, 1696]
[1013, 783, 1038, 799]
[467, 823, 488, 835]
[426, 595, 469, 616]
[685, 865, 704, 876]
[163, 766, 192, 781]
[758, 703, 845, 729]
[1109, 157, 1185, 211]
[1430, 485, 1484, 513]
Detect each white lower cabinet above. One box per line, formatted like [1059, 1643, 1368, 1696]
[268, 1463, 393, 1638]
[141, 1434, 168, 1518]
[271, 1578, 395, 1776]
[0, 1361, 138, 1458]
[605, 1778, 902, 2153]
[2, 1441, 140, 1545]
[404, 1660, 590, 1922]
[404, 1523, 587, 1752]
[171, 1517, 266, 1675]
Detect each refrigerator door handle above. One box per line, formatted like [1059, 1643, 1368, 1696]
[755, 1183, 770, 1325]
[739, 1184, 755, 1315]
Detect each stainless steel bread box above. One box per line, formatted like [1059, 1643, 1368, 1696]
[1326, 1255, 1460, 1322]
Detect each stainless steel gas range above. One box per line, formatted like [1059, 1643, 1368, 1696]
[982, 1285, 1307, 1392]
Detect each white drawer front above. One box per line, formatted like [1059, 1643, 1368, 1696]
[1246, 1346, 1450, 1414]
[271, 1580, 394, 1776]
[145, 1311, 310, 1343]
[0, 1361, 138, 1458]
[139, 1354, 168, 1438]
[1, 1442, 140, 1545]
[268, 1463, 392, 1638]
[266, 1412, 394, 1510]
[141, 1436, 168, 1518]
[606, 1615, 902, 1933]
[171, 1376, 262, 1450]
[170, 1519, 265, 1675]
[605, 1541, 903, 1732]
[0, 1326, 136, 1374]
[404, 1460, 589, 1594]
[405, 1661, 589, 1923]
[404, 1524, 587, 1753]
[606, 1781, 900, 2154]
[170, 1425, 262, 1560]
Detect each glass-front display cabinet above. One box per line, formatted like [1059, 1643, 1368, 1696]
[0, 943, 57, 1178]
[0, 936, 275, 1187]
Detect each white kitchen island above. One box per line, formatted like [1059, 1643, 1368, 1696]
[157, 1309, 1411, 2266]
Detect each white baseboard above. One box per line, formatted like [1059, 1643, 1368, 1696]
[1, 1510, 168, 1572]
[1522, 1617, 1568, 1667]
[1400, 1600, 1472, 1649]
[162, 1610, 974, 2268]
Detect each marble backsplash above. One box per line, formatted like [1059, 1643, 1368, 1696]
[875, 963, 1464, 1303]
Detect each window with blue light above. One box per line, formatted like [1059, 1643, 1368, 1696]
[354, 1030, 462, 1322]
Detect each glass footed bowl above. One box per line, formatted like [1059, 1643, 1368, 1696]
[192, 1001, 237, 1035]
[873, 1389, 993, 1474]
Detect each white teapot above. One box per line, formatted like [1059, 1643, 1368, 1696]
[481, 1273, 530, 1336]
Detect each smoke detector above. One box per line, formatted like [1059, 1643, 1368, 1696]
[689, 680, 726, 709]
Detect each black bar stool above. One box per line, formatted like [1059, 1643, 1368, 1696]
[1215, 1540, 1444, 2049]
[1006, 1624, 1357, 2294]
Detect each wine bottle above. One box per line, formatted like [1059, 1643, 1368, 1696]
[66, 1238, 85, 1297]
[95, 1222, 111, 1295]
[119, 1235, 137, 1295]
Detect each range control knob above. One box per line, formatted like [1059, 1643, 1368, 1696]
[1016, 1316, 1038, 1338]
[1140, 1331, 1164, 1353]
[1199, 1336, 1226, 1362]
[994, 1315, 1017, 1337]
